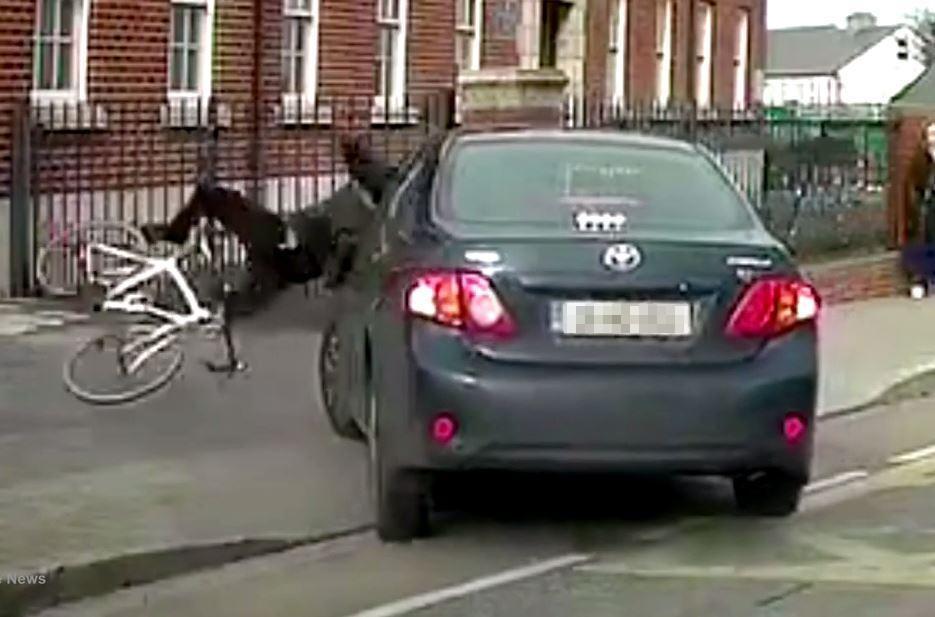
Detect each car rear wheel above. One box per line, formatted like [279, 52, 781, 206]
[318, 323, 364, 441]
[733, 471, 804, 517]
[367, 385, 431, 542]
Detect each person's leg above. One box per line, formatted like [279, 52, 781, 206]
[322, 230, 357, 289]
[222, 257, 287, 318]
[143, 184, 287, 255]
[141, 184, 212, 245]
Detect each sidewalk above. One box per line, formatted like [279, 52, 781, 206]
[0, 298, 89, 336]
[819, 295, 935, 414]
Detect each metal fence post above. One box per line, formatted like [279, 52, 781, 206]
[202, 97, 219, 186]
[8, 104, 33, 297]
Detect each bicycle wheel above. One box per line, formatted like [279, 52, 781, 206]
[63, 323, 184, 405]
[37, 221, 148, 297]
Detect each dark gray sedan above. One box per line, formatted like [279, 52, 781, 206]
[319, 129, 820, 542]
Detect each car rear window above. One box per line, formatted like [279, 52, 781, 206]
[437, 139, 756, 236]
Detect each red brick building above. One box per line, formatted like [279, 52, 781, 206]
[0, 0, 768, 188]
[585, 0, 767, 108]
[0, 0, 768, 295]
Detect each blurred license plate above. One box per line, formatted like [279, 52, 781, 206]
[552, 301, 693, 338]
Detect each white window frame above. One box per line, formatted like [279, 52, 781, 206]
[374, 0, 409, 112]
[695, 1, 714, 109]
[655, 0, 673, 107]
[607, 0, 627, 107]
[455, 0, 484, 72]
[31, 0, 90, 105]
[167, 0, 214, 104]
[281, 0, 320, 109]
[733, 8, 750, 110]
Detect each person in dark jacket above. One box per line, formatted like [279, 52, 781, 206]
[901, 122, 935, 296]
[141, 132, 397, 310]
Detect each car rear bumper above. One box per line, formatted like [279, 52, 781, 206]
[380, 325, 817, 481]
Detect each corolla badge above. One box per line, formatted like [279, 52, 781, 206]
[602, 243, 642, 273]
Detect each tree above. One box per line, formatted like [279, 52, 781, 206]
[910, 9, 935, 66]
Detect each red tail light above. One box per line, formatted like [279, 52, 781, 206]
[406, 271, 515, 337]
[726, 277, 820, 338]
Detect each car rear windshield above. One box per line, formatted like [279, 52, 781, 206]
[437, 139, 756, 236]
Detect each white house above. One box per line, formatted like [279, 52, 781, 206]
[764, 12, 927, 106]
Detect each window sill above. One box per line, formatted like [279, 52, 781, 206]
[32, 100, 107, 132]
[370, 105, 422, 126]
[30, 99, 109, 132]
[160, 97, 231, 129]
[275, 99, 334, 126]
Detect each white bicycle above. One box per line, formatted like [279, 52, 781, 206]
[63, 223, 247, 405]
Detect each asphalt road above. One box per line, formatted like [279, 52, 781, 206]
[29, 375, 935, 615]
[0, 289, 371, 576]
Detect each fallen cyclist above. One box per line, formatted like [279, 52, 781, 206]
[136, 131, 397, 373]
[141, 131, 396, 312]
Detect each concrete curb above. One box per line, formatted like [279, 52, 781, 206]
[0, 525, 373, 617]
[820, 363, 935, 421]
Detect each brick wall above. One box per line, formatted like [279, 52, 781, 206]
[319, 0, 377, 97]
[88, 0, 168, 99]
[803, 252, 908, 305]
[670, 0, 692, 102]
[0, 0, 37, 198]
[628, 0, 656, 104]
[584, 0, 616, 99]
[582, 0, 765, 107]
[711, 0, 764, 107]
[410, 0, 457, 94]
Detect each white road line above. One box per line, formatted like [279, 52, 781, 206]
[344, 553, 591, 617]
[888, 444, 935, 466]
[804, 470, 870, 495]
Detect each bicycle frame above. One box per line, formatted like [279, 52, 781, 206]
[84, 235, 215, 375]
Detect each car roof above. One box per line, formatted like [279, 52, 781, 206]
[447, 128, 699, 154]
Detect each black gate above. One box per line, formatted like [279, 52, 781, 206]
[9, 92, 453, 296]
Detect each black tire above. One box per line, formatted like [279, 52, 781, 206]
[63, 324, 184, 405]
[318, 322, 364, 440]
[733, 471, 804, 517]
[367, 385, 431, 542]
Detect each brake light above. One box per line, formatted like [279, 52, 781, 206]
[406, 271, 515, 337]
[726, 277, 820, 338]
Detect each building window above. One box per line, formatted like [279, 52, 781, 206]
[456, 0, 483, 72]
[655, 0, 673, 107]
[733, 9, 750, 109]
[282, 0, 320, 105]
[695, 1, 714, 109]
[375, 0, 409, 110]
[607, 0, 627, 106]
[539, 0, 569, 69]
[168, 0, 213, 99]
[32, 0, 89, 102]
[897, 37, 909, 61]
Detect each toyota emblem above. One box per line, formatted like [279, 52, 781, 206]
[602, 244, 642, 273]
